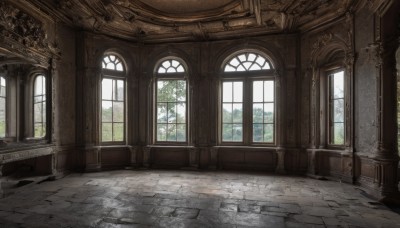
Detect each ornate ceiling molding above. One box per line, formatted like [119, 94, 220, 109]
[0, 1, 60, 67]
[29, 0, 356, 43]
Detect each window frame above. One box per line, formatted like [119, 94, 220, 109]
[32, 74, 47, 139]
[326, 67, 346, 148]
[153, 57, 189, 145]
[0, 74, 7, 139]
[100, 53, 127, 145]
[219, 51, 277, 146]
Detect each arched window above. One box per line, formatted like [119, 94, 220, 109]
[101, 54, 126, 142]
[34, 75, 46, 138]
[327, 69, 345, 145]
[155, 58, 187, 143]
[0, 76, 6, 138]
[221, 51, 275, 144]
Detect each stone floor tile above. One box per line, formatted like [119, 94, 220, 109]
[171, 207, 199, 219]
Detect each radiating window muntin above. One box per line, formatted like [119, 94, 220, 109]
[0, 76, 6, 138]
[101, 54, 126, 143]
[329, 70, 345, 145]
[34, 75, 46, 138]
[221, 51, 275, 144]
[155, 59, 187, 143]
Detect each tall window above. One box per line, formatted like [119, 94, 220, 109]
[101, 54, 125, 142]
[329, 70, 345, 145]
[155, 59, 187, 142]
[221, 51, 275, 144]
[34, 75, 46, 138]
[0, 76, 6, 138]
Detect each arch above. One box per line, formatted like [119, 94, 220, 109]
[154, 57, 188, 75]
[101, 52, 126, 72]
[222, 50, 275, 72]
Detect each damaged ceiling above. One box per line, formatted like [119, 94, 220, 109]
[26, 0, 363, 42]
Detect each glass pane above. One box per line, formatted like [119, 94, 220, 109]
[102, 123, 112, 142]
[113, 123, 124, 141]
[253, 124, 263, 142]
[333, 71, 344, 99]
[222, 124, 232, 141]
[158, 67, 166, 74]
[253, 81, 263, 102]
[232, 124, 242, 141]
[102, 79, 113, 100]
[116, 63, 123, 71]
[264, 124, 274, 142]
[230, 58, 240, 67]
[333, 123, 344, 145]
[237, 65, 245, 72]
[113, 102, 124, 122]
[177, 124, 186, 142]
[42, 102, 46, 123]
[34, 76, 43, 95]
[0, 77, 6, 97]
[233, 82, 243, 102]
[177, 80, 186, 101]
[158, 80, 176, 102]
[34, 103, 42, 122]
[102, 101, 112, 122]
[162, 60, 171, 68]
[157, 103, 167, 123]
[0, 97, 5, 137]
[34, 95, 43, 103]
[249, 64, 261, 71]
[232, 104, 242, 123]
[238, 54, 246, 62]
[264, 103, 274, 123]
[177, 66, 185, 72]
[34, 123, 44, 138]
[248, 53, 256, 62]
[333, 99, 344, 123]
[253, 103, 263, 123]
[157, 124, 167, 141]
[167, 124, 177, 141]
[264, 81, 274, 102]
[167, 103, 176, 123]
[222, 103, 232, 123]
[243, 62, 252, 70]
[223, 82, 232, 102]
[167, 68, 176, 73]
[177, 103, 186, 123]
[225, 65, 235, 72]
[116, 80, 124, 101]
[172, 60, 180, 67]
[255, 56, 266, 66]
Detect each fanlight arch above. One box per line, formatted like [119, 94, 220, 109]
[223, 52, 273, 72]
[102, 54, 125, 72]
[157, 59, 186, 74]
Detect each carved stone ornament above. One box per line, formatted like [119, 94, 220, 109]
[311, 32, 334, 56]
[0, 1, 59, 67]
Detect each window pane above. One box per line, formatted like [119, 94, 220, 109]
[333, 99, 344, 123]
[177, 80, 186, 101]
[333, 123, 344, 145]
[157, 103, 167, 123]
[233, 82, 243, 102]
[102, 101, 112, 122]
[333, 71, 344, 99]
[264, 81, 274, 102]
[34, 76, 43, 96]
[222, 124, 233, 141]
[223, 82, 232, 102]
[102, 79, 113, 100]
[113, 101, 124, 122]
[177, 103, 186, 123]
[167, 124, 177, 141]
[264, 103, 274, 123]
[0, 97, 5, 137]
[113, 123, 124, 141]
[264, 124, 274, 142]
[222, 104, 232, 123]
[34, 103, 42, 122]
[34, 123, 44, 138]
[116, 80, 124, 101]
[157, 124, 167, 141]
[253, 81, 263, 102]
[253, 124, 263, 142]
[177, 124, 186, 142]
[232, 104, 242, 123]
[158, 80, 176, 102]
[167, 103, 176, 123]
[232, 124, 243, 141]
[253, 103, 263, 123]
[102, 123, 112, 141]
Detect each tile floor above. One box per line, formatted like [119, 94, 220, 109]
[0, 170, 399, 227]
